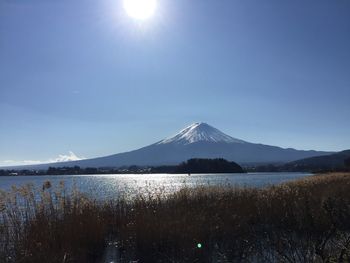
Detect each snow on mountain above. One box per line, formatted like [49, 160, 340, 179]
[157, 122, 246, 145]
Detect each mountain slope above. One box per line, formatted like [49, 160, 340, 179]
[284, 150, 350, 171]
[4, 122, 332, 169]
[157, 122, 246, 145]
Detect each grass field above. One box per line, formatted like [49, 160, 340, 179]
[1, 173, 350, 262]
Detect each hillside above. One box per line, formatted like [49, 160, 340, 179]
[284, 150, 350, 171]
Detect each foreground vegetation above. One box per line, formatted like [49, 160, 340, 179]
[1, 173, 350, 262]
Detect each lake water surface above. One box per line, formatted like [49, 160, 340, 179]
[0, 172, 312, 200]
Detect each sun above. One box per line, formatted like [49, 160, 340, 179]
[123, 0, 157, 20]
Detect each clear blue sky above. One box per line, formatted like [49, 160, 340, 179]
[1, 0, 350, 166]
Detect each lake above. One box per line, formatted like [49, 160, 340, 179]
[0, 172, 312, 200]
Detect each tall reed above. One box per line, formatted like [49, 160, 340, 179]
[1, 173, 350, 262]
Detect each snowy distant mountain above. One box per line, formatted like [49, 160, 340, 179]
[5, 122, 332, 169]
[157, 122, 246, 145]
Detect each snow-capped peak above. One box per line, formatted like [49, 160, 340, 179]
[157, 122, 246, 145]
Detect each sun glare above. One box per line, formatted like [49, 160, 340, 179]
[123, 0, 157, 20]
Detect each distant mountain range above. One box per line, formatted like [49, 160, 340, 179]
[4, 122, 333, 170]
[284, 150, 350, 171]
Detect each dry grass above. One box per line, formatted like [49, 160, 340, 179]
[1, 173, 350, 262]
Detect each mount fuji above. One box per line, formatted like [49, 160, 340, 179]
[7, 122, 332, 169]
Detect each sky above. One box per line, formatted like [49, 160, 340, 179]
[0, 0, 350, 166]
